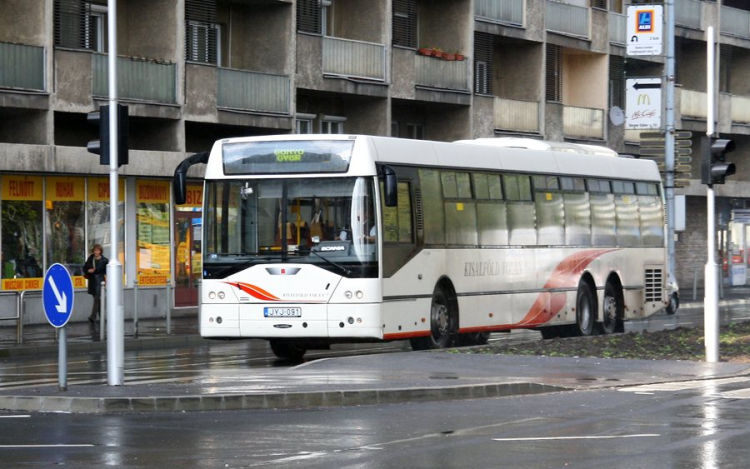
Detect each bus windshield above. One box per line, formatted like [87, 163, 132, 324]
[204, 177, 378, 279]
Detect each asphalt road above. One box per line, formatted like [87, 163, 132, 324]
[2, 374, 750, 468]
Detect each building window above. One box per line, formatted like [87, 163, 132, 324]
[136, 180, 171, 286]
[87, 177, 125, 267]
[46, 177, 86, 280]
[297, 0, 323, 35]
[720, 44, 732, 94]
[546, 44, 562, 102]
[609, 55, 625, 109]
[185, 0, 219, 65]
[54, 0, 107, 51]
[321, 117, 345, 134]
[85, 4, 107, 52]
[393, 0, 417, 48]
[391, 121, 399, 137]
[406, 124, 424, 140]
[474, 32, 494, 96]
[296, 114, 315, 134]
[1, 176, 44, 290]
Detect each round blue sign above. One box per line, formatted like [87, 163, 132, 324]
[43, 263, 75, 328]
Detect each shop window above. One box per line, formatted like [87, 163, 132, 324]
[136, 180, 171, 286]
[46, 177, 86, 285]
[86, 177, 125, 265]
[1, 176, 44, 290]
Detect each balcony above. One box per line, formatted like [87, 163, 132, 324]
[495, 98, 539, 133]
[676, 0, 702, 30]
[415, 55, 470, 92]
[609, 12, 626, 45]
[721, 6, 750, 39]
[0, 42, 45, 92]
[217, 68, 290, 115]
[731, 95, 750, 124]
[93, 54, 177, 104]
[322, 37, 385, 82]
[680, 89, 707, 120]
[563, 105, 604, 140]
[545, 1, 589, 39]
[475, 0, 524, 26]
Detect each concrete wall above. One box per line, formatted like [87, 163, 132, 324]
[0, 0, 46, 45]
[563, 50, 607, 109]
[221, 3, 292, 74]
[418, 0, 471, 54]
[678, 40, 707, 91]
[494, 41, 542, 101]
[119, 0, 179, 61]
[332, 0, 387, 43]
[344, 98, 388, 136]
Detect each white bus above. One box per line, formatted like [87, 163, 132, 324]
[174, 135, 671, 359]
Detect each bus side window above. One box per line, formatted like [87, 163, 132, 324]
[588, 179, 616, 246]
[475, 174, 508, 246]
[637, 183, 664, 247]
[381, 181, 414, 244]
[561, 177, 591, 246]
[444, 171, 477, 246]
[504, 175, 536, 245]
[419, 169, 445, 245]
[613, 180, 641, 246]
[534, 176, 564, 246]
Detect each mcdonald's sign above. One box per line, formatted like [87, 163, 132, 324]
[637, 94, 651, 106]
[625, 78, 661, 130]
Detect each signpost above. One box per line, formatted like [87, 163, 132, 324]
[626, 78, 662, 129]
[43, 264, 74, 391]
[626, 5, 663, 56]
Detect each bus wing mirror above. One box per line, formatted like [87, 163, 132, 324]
[383, 165, 398, 207]
[173, 151, 209, 205]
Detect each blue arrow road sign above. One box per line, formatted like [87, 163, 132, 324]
[43, 263, 75, 328]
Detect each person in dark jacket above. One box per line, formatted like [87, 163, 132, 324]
[84, 244, 108, 323]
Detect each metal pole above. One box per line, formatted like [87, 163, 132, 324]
[58, 326, 67, 392]
[19, 291, 26, 345]
[106, 0, 124, 385]
[665, 0, 676, 280]
[166, 278, 172, 336]
[16, 292, 22, 345]
[705, 26, 719, 363]
[100, 281, 106, 342]
[133, 277, 139, 338]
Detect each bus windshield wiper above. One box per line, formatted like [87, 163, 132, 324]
[307, 249, 352, 277]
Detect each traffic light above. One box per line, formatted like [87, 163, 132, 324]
[87, 104, 129, 167]
[700, 136, 736, 186]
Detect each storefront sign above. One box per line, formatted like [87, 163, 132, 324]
[46, 177, 84, 202]
[184, 185, 203, 208]
[137, 180, 171, 204]
[88, 178, 125, 202]
[138, 274, 169, 286]
[2, 278, 43, 291]
[2, 175, 43, 201]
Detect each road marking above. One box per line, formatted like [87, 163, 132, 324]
[0, 415, 30, 419]
[0, 444, 94, 448]
[492, 434, 659, 442]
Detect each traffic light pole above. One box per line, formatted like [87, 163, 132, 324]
[665, 0, 676, 282]
[107, 0, 124, 385]
[705, 26, 719, 363]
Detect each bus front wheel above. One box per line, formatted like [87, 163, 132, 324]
[410, 287, 457, 350]
[269, 339, 307, 361]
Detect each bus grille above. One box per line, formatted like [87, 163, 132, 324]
[644, 268, 663, 303]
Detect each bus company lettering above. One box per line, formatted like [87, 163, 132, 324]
[464, 260, 523, 277]
[275, 149, 304, 162]
[55, 182, 74, 198]
[281, 292, 326, 300]
[139, 185, 168, 201]
[8, 180, 35, 198]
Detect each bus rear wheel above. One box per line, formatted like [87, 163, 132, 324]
[410, 287, 457, 350]
[575, 281, 596, 336]
[600, 282, 622, 335]
[269, 339, 307, 361]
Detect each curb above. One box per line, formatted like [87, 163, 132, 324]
[0, 335, 208, 360]
[0, 382, 569, 414]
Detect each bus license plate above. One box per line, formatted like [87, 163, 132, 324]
[264, 307, 301, 318]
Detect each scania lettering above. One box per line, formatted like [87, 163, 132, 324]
[175, 135, 672, 359]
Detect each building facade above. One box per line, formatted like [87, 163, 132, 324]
[1, 0, 750, 323]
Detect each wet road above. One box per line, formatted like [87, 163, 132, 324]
[1, 304, 749, 391]
[2, 374, 750, 468]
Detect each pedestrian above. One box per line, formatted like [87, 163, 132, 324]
[83, 244, 108, 323]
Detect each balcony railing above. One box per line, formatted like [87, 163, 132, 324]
[0, 42, 45, 91]
[475, 0, 524, 26]
[676, 0, 702, 29]
[731, 95, 750, 124]
[495, 98, 539, 133]
[415, 55, 470, 91]
[93, 54, 176, 103]
[546, 1, 589, 39]
[681, 89, 707, 119]
[721, 6, 750, 39]
[322, 37, 385, 82]
[563, 106, 604, 140]
[609, 12, 626, 45]
[217, 68, 290, 115]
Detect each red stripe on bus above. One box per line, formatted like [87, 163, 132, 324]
[383, 331, 431, 340]
[226, 282, 280, 302]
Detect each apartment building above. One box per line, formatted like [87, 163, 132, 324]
[1, 0, 750, 323]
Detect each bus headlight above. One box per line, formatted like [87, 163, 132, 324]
[345, 291, 353, 299]
[208, 291, 216, 299]
[218, 291, 225, 299]
[355, 291, 364, 299]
